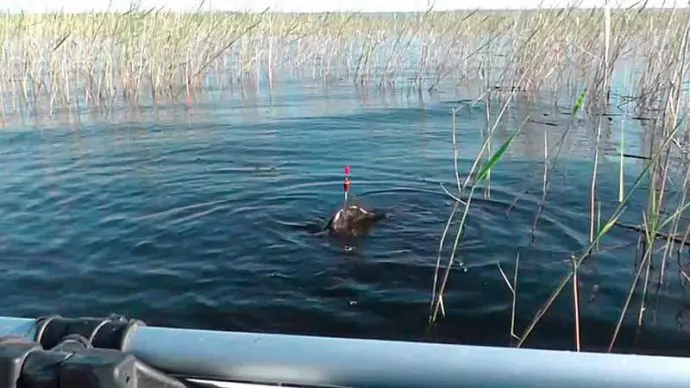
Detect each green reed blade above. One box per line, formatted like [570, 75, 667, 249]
[475, 128, 520, 183]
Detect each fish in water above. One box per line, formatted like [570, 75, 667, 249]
[302, 203, 387, 237]
[324, 203, 386, 237]
[328, 165, 386, 238]
[302, 165, 387, 239]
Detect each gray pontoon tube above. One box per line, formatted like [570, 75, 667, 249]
[2, 315, 690, 388]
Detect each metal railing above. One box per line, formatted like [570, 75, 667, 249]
[2, 315, 690, 387]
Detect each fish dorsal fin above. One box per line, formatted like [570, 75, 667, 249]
[332, 208, 344, 223]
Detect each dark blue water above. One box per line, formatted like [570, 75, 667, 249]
[2, 78, 690, 356]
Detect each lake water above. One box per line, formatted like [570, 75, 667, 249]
[2, 74, 690, 357]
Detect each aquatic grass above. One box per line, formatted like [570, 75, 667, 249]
[432, 3, 615, 336]
[571, 253, 581, 351]
[496, 252, 520, 343]
[587, 3, 612, 246]
[619, 118, 625, 203]
[430, 2, 690, 354]
[513, 93, 688, 350]
[620, 16, 690, 336]
[429, 15, 551, 318]
[430, 95, 529, 324]
[515, 137, 671, 348]
[528, 87, 589, 245]
[431, 94, 489, 319]
[2, 5, 690, 120]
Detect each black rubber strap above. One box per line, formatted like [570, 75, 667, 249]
[91, 315, 147, 350]
[33, 315, 61, 345]
[34, 314, 146, 351]
[1, 326, 184, 388]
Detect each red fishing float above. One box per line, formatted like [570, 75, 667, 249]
[343, 165, 351, 205]
[344, 165, 351, 192]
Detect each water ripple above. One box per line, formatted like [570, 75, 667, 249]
[0, 80, 687, 355]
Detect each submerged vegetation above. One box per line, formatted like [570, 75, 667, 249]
[3, 2, 690, 354]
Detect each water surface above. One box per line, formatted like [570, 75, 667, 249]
[2, 76, 690, 357]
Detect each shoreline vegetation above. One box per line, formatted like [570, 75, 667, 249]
[0, 5, 688, 113]
[3, 3, 690, 355]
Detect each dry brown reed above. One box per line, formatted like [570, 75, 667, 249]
[1, 5, 689, 120]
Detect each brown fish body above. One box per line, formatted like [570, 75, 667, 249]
[326, 204, 386, 237]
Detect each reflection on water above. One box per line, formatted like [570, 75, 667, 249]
[1, 75, 690, 356]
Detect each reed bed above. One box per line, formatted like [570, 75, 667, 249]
[0, 6, 689, 120]
[430, 3, 690, 354]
